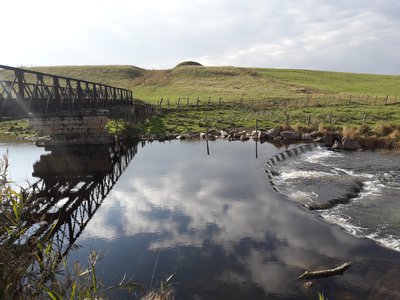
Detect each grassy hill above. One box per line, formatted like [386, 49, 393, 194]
[28, 65, 400, 103]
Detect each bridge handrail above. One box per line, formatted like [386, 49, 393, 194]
[0, 64, 131, 93]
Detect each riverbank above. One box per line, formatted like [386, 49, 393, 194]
[138, 120, 400, 152]
[1, 116, 400, 153]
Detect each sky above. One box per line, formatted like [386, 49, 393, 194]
[1, 0, 399, 74]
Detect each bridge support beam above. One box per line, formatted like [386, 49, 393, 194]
[29, 110, 112, 147]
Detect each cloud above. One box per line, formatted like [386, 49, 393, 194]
[1, 0, 399, 74]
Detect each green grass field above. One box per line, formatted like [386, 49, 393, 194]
[24, 64, 400, 104]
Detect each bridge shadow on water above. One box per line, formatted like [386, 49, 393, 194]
[27, 142, 138, 258]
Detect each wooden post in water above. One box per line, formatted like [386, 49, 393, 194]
[206, 126, 210, 156]
[255, 118, 259, 135]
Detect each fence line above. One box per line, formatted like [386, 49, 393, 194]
[152, 95, 399, 128]
[155, 94, 399, 111]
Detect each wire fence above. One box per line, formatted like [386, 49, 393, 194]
[151, 94, 400, 128]
[155, 94, 399, 111]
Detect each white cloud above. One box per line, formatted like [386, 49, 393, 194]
[0, 0, 399, 74]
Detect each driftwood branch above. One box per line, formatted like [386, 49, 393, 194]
[298, 262, 352, 280]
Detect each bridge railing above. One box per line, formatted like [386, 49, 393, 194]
[0, 65, 133, 118]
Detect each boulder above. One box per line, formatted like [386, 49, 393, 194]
[342, 137, 361, 150]
[301, 133, 312, 140]
[251, 130, 262, 139]
[280, 131, 301, 140]
[220, 130, 229, 138]
[331, 139, 343, 150]
[310, 131, 320, 138]
[266, 128, 280, 139]
[240, 135, 250, 141]
[315, 133, 334, 147]
[259, 131, 267, 140]
[234, 132, 242, 139]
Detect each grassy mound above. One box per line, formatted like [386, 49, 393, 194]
[174, 61, 203, 67]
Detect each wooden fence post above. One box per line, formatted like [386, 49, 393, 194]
[329, 112, 333, 126]
[177, 97, 180, 109]
[207, 96, 211, 108]
[187, 97, 190, 108]
[218, 97, 222, 108]
[197, 97, 200, 107]
[362, 113, 367, 125]
[307, 114, 311, 127]
[384, 95, 388, 105]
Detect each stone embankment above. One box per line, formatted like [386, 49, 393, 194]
[141, 128, 362, 150]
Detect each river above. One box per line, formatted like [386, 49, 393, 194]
[1, 140, 400, 299]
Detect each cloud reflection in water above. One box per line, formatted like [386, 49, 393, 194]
[76, 140, 400, 299]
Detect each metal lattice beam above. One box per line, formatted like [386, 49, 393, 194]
[0, 65, 134, 118]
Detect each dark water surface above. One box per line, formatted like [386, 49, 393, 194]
[2, 140, 400, 299]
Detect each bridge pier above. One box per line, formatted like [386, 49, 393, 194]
[29, 110, 112, 147]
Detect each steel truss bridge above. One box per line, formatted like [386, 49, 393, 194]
[0, 65, 133, 118]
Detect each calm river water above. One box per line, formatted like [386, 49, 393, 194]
[1, 140, 400, 299]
